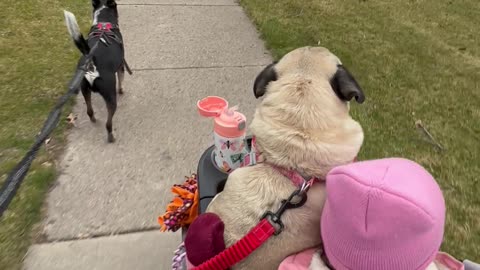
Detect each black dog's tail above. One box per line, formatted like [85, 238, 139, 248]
[63, 10, 89, 55]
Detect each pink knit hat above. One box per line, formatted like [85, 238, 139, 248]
[321, 158, 446, 270]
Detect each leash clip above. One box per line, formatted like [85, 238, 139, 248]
[300, 177, 317, 194]
[261, 188, 307, 235]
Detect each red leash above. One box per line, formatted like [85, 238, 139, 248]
[192, 184, 311, 270]
[192, 218, 276, 270]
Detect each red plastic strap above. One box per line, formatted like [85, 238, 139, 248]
[192, 219, 276, 270]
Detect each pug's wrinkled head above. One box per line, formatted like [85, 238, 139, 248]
[254, 46, 364, 103]
[250, 46, 365, 178]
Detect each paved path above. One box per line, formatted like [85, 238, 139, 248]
[24, 0, 270, 269]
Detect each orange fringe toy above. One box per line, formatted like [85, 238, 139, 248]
[158, 174, 199, 232]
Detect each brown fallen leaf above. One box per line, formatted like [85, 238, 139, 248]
[42, 161, 52, 167]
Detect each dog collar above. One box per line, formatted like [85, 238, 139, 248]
[272, 165, 322, 188]
[250, 136, 322, 188]
[95, 22, 118, 31]
[250, 136, 359, 186]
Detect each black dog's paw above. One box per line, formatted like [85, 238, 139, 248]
[108, 134, 116, 143]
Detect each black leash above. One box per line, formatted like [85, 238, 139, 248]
[0, 42, 100, 218]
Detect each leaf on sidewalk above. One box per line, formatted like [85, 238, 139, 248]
[66, 113, 77, 127]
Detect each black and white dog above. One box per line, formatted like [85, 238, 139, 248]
[64, 0, 131, 143]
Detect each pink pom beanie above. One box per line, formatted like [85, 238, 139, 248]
[321, 158, 446, 270]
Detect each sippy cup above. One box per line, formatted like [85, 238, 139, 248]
[197, 96, 247, 173]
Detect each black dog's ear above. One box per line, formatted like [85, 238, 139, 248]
[253, 62, 278, 98]
[92, 0, 101, 8]
[106, 0, 117, 7]
[330, 65, 365, 104]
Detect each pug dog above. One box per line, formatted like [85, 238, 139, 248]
[205, 46, 366, 269]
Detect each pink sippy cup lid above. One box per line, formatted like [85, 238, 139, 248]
[197, 96, 228, 117]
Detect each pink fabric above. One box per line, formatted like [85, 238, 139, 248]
[278, 251, 464, 270]
[278, 248, 317, 270]
[436, 252, 465, 270]
[321, 158, 446, 270]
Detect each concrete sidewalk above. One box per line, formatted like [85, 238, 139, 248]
[24, 0, 270, 269]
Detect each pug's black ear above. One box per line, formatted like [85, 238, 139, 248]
[330, 65, 365, 104]
[253, 62, 278, 98]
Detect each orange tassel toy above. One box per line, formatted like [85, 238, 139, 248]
[158, 174, 199, 232]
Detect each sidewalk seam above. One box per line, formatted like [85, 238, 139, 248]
[39, 227, 161, 244]
[131, 63, 269, 72]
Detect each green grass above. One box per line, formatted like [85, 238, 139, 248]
[240, 0, 479, 262]
[0, 0, 90, 269]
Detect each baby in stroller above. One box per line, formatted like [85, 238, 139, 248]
[278, 158, 479, 270]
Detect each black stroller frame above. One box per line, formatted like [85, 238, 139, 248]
[180, 136, 253, 269]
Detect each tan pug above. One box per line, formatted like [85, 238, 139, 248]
[206, 46, 365, 270]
